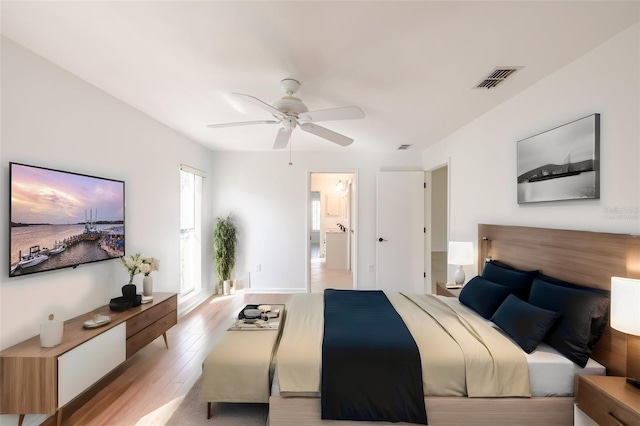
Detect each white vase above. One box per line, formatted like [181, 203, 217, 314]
[143, 275, 153, 296]
[223, 279, 231, 295]
[40, 320, 64, 348]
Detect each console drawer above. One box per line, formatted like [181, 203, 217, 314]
[126, 309, 177, 358]
[126, 296, 177, 338]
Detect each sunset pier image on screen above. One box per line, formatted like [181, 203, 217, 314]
[9, 163, 125, 277]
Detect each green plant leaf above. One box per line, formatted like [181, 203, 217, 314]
[213, 214, 237, 282]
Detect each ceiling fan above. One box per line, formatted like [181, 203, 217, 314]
[207, 78, 365, 149]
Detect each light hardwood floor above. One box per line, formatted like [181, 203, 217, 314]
[45, 293, 292, 426]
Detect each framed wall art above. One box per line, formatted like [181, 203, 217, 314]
[517, 114, 600, 204]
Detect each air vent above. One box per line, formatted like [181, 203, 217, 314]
[398, 144, 411, 150]
[474, 67, 522, 89]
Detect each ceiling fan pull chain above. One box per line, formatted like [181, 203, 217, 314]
[289, 135, 293, 166]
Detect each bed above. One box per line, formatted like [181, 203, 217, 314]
[267, 224, 640, 425]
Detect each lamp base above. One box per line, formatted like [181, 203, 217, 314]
[627, 377, 640, 389]
[454, 266, 465, 285]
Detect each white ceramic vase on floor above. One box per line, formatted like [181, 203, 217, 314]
[143, 275, 153, 296]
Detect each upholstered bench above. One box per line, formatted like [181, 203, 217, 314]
[200, 304, 284, 418]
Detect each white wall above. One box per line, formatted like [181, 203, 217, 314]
[0, 38, 215, 352]
[422, 23, 640, 281]
[211, 151, 422, 292]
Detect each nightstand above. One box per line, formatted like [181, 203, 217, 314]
[436, 282, 462, 298]
[575, 375, 640, 426]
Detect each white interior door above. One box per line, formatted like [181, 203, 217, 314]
[376, 171, 425, 293]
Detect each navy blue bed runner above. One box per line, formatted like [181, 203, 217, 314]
[321, 289, 427, 424]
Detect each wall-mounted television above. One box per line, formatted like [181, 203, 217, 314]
[9, 162, 125, 277]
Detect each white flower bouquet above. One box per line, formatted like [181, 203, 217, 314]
[140, 257, 160, 276]
[121, 254, 160, 283]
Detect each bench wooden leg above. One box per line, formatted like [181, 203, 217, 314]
[162, 332, 169, 349]
[207, 402, 212, 419]
[18, 414, 25, 426]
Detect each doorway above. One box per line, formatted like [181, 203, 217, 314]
[308, 171, 357, 293]
[428, 164, 449, 293]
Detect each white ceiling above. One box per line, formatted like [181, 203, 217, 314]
[2, 1, 638, 152]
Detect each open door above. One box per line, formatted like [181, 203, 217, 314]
[308, 171, 357, 293]
[428, 164, 448, 293]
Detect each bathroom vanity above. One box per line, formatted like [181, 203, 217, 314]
[325, 230, 348, 270]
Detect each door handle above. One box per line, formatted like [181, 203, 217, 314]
[378, 237, 387, 242]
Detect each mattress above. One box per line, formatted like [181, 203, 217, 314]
[271, 295, 605, 398]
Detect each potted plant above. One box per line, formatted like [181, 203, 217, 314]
[213, 214, 237, 294]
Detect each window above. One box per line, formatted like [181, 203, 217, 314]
[312, 199, 321, 231]
[180, 166, 203, 296]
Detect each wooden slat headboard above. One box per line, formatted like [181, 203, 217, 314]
[477, 224, 640, 378]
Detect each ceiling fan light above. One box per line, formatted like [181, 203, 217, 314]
[282, 117, 297, 131]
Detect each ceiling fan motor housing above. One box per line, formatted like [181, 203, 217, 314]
[272, 96, 308, 116]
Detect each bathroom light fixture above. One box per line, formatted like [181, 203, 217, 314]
[448, 241, 474, 285]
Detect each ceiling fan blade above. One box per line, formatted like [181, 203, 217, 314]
[300, 123, 354, 147]
[273, 127, 292, 149]
[299, 106, 364, 123]
[233, 93, 286, 118]
[207, 119, 278, 129]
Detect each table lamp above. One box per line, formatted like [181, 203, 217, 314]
[611, 276, 640, 389]
[448, 241, 474, 285]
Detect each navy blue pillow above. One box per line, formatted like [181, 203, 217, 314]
[491, 294, 560, 353]
[537, 273, 610, 297]
[528, 279, 609, 367]
[488, 260, 539, 277]
[536, 273, 609, 348]
[481, 261, 535, 300]
[459, 276, 518, 319]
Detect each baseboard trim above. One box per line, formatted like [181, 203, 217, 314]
[243, 288, 308, 294]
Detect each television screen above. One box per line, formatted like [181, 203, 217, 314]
[9, 162, 125, 277]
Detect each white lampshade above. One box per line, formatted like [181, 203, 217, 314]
[448, 242, 474, 266]
[448, 241, 474, 285]
[611, 276, 640, 336]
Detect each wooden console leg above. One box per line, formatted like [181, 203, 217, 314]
[162, 332, 169, 349]
[56, 408, 63, 426]
[18, 414, 25, 426]
[207, 402, 212, 419]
